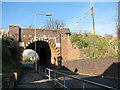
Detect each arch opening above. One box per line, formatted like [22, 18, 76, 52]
[25, 41, 51, 67]
[20, 39, 61, 68]
[22, 49, 39, 63]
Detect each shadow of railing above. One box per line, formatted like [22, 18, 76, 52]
[39, 62, 120, 90]
[17, 61, 120, 89]
[101, 62, 120, 79]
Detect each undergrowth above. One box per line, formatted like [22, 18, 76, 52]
[70, 34, 118, 59]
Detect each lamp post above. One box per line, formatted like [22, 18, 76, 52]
[35, 13, 52, 71]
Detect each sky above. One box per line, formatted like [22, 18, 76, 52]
[1, 1, 118, 37]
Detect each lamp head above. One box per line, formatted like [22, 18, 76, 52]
[45, 14, 52, 16]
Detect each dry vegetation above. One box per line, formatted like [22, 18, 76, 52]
[70, 33, 118, 59]
[2, 34, 22, 88]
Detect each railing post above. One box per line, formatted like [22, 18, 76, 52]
[42, 67, 44, 74]
[49, 69, 50, 80]
[82, 82, 85, 90]
[64, 75, 66, 90]
[39, 66, 40, 73]
[45, 68, 46, 76]
[41, 67, 42, 73]
[54, 71, 56, 86]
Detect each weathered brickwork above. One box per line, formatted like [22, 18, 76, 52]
[9, 25, 19, 40]
[9, 25, 81, 60]
[62, 58, 119, 78]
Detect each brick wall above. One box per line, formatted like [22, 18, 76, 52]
[9, 25, 19, 40]
[9, 25, 84, 60]
[61, 34, 82, 60]
[49, 44, 58, 65]
[67, 41, 80, 60]
[62, 57, 119, 77]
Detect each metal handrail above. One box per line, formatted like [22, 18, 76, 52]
[38, 66, 118, 90]
[38, 66, 70, 90]
[57, 70, 118, 90]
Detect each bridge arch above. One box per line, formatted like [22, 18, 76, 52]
[20, 38, 62, 68]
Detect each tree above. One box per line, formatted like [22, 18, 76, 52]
[115, 2, 119, 38]
[105, 34, 113, 38]
[28, 25, 33, 28]
[44, 18, 65, 29]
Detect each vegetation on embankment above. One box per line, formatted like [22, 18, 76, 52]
[70, 33, 118, 59]
[2, 34, 22, 88]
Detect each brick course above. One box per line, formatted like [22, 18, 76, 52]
[62, 57, 119, 78]
[9, 25, 81, 60]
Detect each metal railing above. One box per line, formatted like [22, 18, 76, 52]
[38, 66, 118, 90]
[38, 66, 70, 90]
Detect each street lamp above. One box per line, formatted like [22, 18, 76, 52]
[35, 13, 52, 71]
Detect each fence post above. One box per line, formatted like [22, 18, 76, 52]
[82, 82, 85, 90]
[54, 71, 56, 86]
[42, 67, 43, 74]
[42, 67, 44, 73]
[39, 66, 40, 73]
[49, 69, 50, 80]
[64, 75, 66, 90]
[45, 68, 46, 76]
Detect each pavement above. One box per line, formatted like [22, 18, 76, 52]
[15, 68, 57, 89]
[15, 63, 119, 90]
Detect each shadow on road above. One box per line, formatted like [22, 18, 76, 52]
[48, 63, 120, 89]
[21, 61, 120, 89]
[101, 62, 120, 79]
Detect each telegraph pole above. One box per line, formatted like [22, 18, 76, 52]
[91, 7, 96, 35]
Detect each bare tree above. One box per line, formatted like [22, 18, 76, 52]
[28, 25, 33, 28]
[115, 2, 120, 38]
[44, 18, 65, 29]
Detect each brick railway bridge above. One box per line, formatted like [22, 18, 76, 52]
[8, 25, 120, 82]
[9, 25, 80, 68]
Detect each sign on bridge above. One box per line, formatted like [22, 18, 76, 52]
[19, 42, 24, 47]
[56, 43, 61, 47]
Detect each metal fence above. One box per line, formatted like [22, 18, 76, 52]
[38, 66, 118, 90]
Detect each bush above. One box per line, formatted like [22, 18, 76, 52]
[2, 34, 22, 88]
[83, 30, 89, 36]
[23, 56, 31, 62]
[70, 34, 79, 43]
[69, 33, 118, 58]
[76, 39, 88, 49]
[2, 34, 19, 63]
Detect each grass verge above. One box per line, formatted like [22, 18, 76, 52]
[2, 61, 22, 88]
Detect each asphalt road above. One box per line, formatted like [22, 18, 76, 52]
[20, 63, 119, 90]
[46, 65, 119, 90]
[59, 70, 119, 90]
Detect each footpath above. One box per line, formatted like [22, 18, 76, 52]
[15, 65, 119, 90]
[15, 68, 57, 89]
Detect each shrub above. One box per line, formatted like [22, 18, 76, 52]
[70, 34, 79, 43]
[2, 34, 19, 63]
[83, 30, 89, 36]
[76, 39, 88, 49]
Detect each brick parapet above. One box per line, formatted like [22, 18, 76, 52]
[8, 25, 81, 60]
